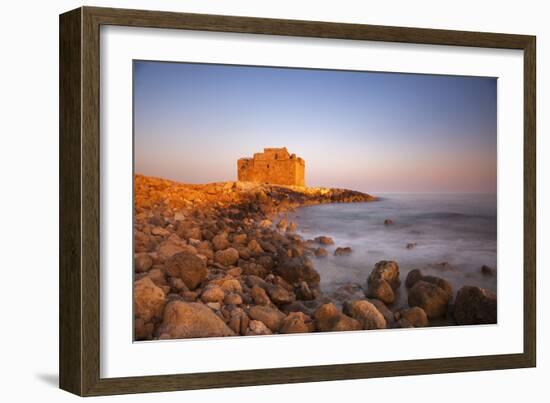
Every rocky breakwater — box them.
[133,174,375,340]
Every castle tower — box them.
[237,147,305,187]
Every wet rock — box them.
[259,219,272,228]
[395,318,413,328]
[454,286,497,325]
[135,317,154,340]
[384,219,394,225]
[248,305,286,332]
[421,275,453,298]
[200,285,225,303]
[406,242,417,249]
[314,236,334,245]
[159,301,235,339]
[408,280,450,319]
[314,303,362,332]
[276,218,289,231]
[287,222,298,232]
[134,277,166,323]
[214,247,240,266]
[343,300,386,330]
[135,253,153,273]
[398,307,428,327]
[164,251,207,290]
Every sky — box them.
[134,61,497,193]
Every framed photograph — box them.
[59,6,536,396]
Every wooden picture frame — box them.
[59,6,536,396]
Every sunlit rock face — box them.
[237,147,305,187]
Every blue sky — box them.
[134,61,497,193]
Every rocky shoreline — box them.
[134,174,497,340]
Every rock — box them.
[174,211,186,221]
[398,307,428,327]
[232,233,248,245]
[314,303,362,332]
[366,278,395,305]
[267,285,294,305]
[247,239,264,256]
[384,219,394,225]
[366,260,401,304]
[220,278,242,293]
[314,247,328,258]
[206,302,221,310]
[259,219,272,228]
[224,293,243,305]
[247,320,273,335]
[164,251,207,290]
[367,298,395,324]
[226,267,243,277]
[251,285,271,306]
[405,269,424,288]
[406,242,417,249]
[274,255,320,287]
[135,317,154,340]
[295,281,317,301]
[159,301,235,339]
[134,277,166,323]
[152,226,170,236]
[287,222,298,232]
[421,275,453,298]
[135,253,153,273]
[343,300,386,330]
[314,236,334,245]
[481,265,496,276]
[201,286,225,303]
[395,318,414,328]
[280,312,312,334]
[276,218,289,231]
[212,233,230,251]
[454,286,497,325]
[228,307,249,335]
[248,305,286,332]
[334,247,352,256]
[408,280,450,319]
[157,241,185,261]
[214,247,240,266]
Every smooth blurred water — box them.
[289,193,497,309]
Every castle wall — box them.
[237,148,305,187]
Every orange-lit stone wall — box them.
[237,147,305,187]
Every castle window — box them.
[267,164,270,168]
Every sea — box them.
[288,193,497,309]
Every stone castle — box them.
[237,147,305,187]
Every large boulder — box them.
[408,280,450,319]
[211,233,230,251]
[164,251,207,290]
[267,285,294,306]
[405,270,453,298]
[314,236,334,245]
[200,285,225,303]
[405,269,424,288]
[159,301,235,339]
[214,247,240,266]
[454,286,497,325]
[134,277,166,323]
[343,300,386,330]
[366,260,401,304]
[314,303,362,332]
[274,255,320,287]
[248,305,286,332]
